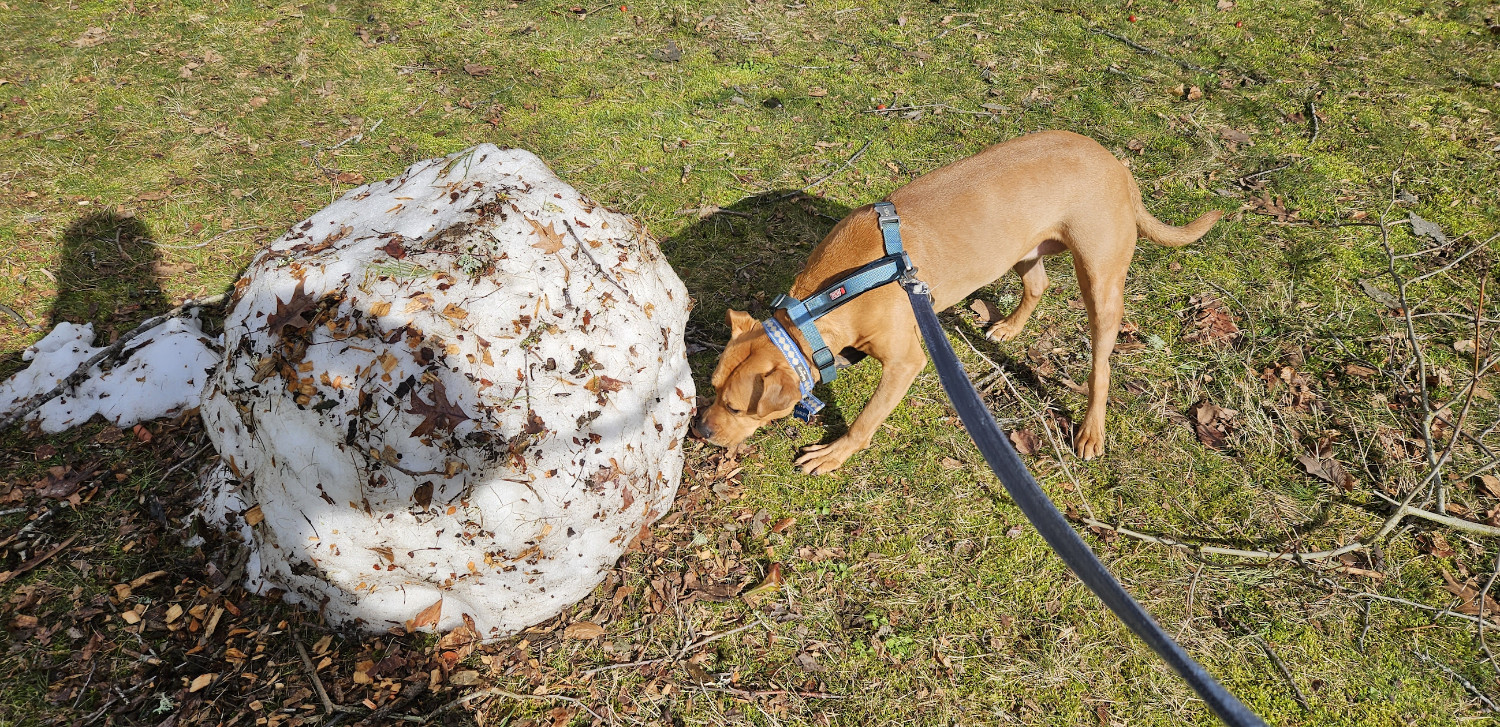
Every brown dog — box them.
[692,131,1220,474]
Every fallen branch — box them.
[1413,648,1500,713]
[582,620,764,677]
[0,534,79,584]
[779,140,872,200]
[1077,516,1364,564]
[1253,635,1310,711]
[0,293,226,435]
[1370,491,1500,538]
[1087,27,1211,74]
[294,639,340,716]
[421,687,605,725]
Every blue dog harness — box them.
[765,201,914,421]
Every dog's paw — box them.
[985,320,1023,342]
[1073,426,1106,460]
[795,440,857,475]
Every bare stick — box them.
[1078,516,1365,563]
[582,620,764,677]
[0,293,226,434]
[1253,635,1309,711]
[1354,592,1498,632]
[421,687,606,725]
[1436,275,1487,513]
[1412,648,1500,713]
[294,639,338,716]
[1407,232,1499,286]
[1478,550,1500,678]
[1370,491,1500,537]
[1087,27,1212,73]
[779,140,872,200]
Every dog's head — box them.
[691,309,802,447]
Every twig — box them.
[1087,27,1211,73]
[954,329,1098,520]
[0,293,227,434]
[1078,516,1365,563]
[294,639,338,716]
[1478,549,1500,679]
[151,226,265,250]
[779,140,872,200]
[1306,101,1320,144]
[0,533,79,584]
[1436,275,1487,514]
[421,687,606,725]
[1407,232,1500,286]
[1354,592,1498,632]
[359,682,426,726]
[1253,635,1309,711]
[684,684,847,700]
[0,302,39,331]
[1370,491,1500,537]
[582,620,764,676]
[1413,648,1500,713]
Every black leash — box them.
[899,275,1268,727]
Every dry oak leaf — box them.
[406,598,442,631]
[266,280,321,335]
[1188,399,1237,450]
[969,298,1003,326]
[69,27,108,47]
[407,380,470,437]
[563,621,606,640]
[528,218,565,253]
[1442,569,1500,621]
[1182,293,1242,346]
[463,63,493,77]
[1009,429,1040,455]
[1296,454,1354,491]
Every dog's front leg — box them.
[795,337,926,475]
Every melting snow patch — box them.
[0,316,221,432]
[198,145,695,639]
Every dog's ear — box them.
[756,368,800,417]
[726,309,756,338]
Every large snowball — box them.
[199,145,694,639]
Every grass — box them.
[1,0,1499,725]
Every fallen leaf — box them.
[1442,569,1500,620]
[1181,293,1241,346]
[528,218,564,253]
[449,670,482,686]
[189,673,215,692]
[1188,399,1237,450]
[563,621,605,640]
[1009,429,1040,455]
[406,599,442,631]
[463,63,493,76]
[1297,454,1355,491]
[1479,474,1500,499]
[970,298,1003,326]
[650,40,682,62]
[1408,212,1449,246]
[808,87,828,97]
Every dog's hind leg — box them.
[1071,240,1132,460]
[986,256,1049,342]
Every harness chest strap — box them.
[763,202,912,420]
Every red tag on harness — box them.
[829,286,847,300]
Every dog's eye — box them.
[725,404,743,415]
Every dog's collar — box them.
[762,317,824,422]
[761,201,915,421]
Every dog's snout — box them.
[690,417,714,441]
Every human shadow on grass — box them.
[659,190,859,446]
[1,212,170,381]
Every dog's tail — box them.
[1129,174,1222,247]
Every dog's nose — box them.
[690,418,713,441]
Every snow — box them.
[0,316,220,432]
[198,145,695,639]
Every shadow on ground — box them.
[0,212,170,378]
[659,190,856,433]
